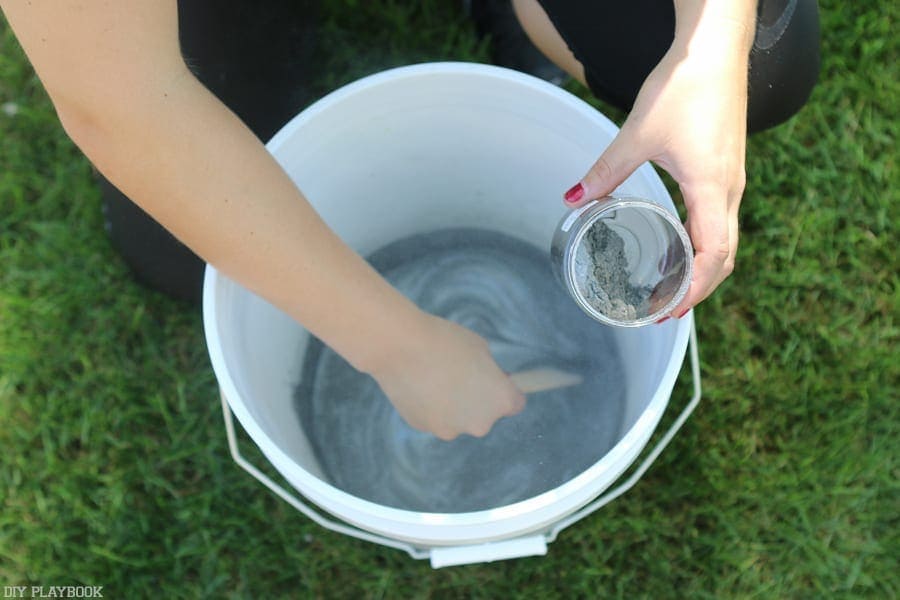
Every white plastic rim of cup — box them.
[551,197,694,327]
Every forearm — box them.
[0,0,426,376]
[58,73,422,375]
[671,0,757,59]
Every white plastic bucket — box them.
[203,63,700,567]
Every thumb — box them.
[563,133,644,207]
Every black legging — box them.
[100,0,318,302]
[536,0,820,133]
[100,0,820,302]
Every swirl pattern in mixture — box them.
[295,228,627,513]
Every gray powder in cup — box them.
[574,220,652,321]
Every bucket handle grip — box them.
[220,320,700,565]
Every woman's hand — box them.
[367,313,526,441]
[563,4,756,318]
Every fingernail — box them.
[564,182,585,204]
[677,309,690,319]
[655,316,670,324]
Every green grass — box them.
[1,1,897,598]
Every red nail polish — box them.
[564,182,585,204]
[656,316,670,324]
[677,309,690,319]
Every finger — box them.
[506,386,527,417]
[467,375,526,438]
[497,373,527,418]
[419,419,458,442]
[434,430,460,442]
[669,185,736,317]
[563,132,644,208]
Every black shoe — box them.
[466,0,567,85]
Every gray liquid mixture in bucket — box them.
[294,228,627,513]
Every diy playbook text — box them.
[3,588,103,598]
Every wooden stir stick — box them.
[508,367,584,395]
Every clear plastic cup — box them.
[550,196,693,327]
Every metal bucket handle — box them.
[220,320,701,566]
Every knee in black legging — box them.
[747,0,821,133]
[534,0,821,134]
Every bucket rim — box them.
[205,265,691,541]
[203,61,692,543]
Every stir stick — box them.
[508,367,584,395]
